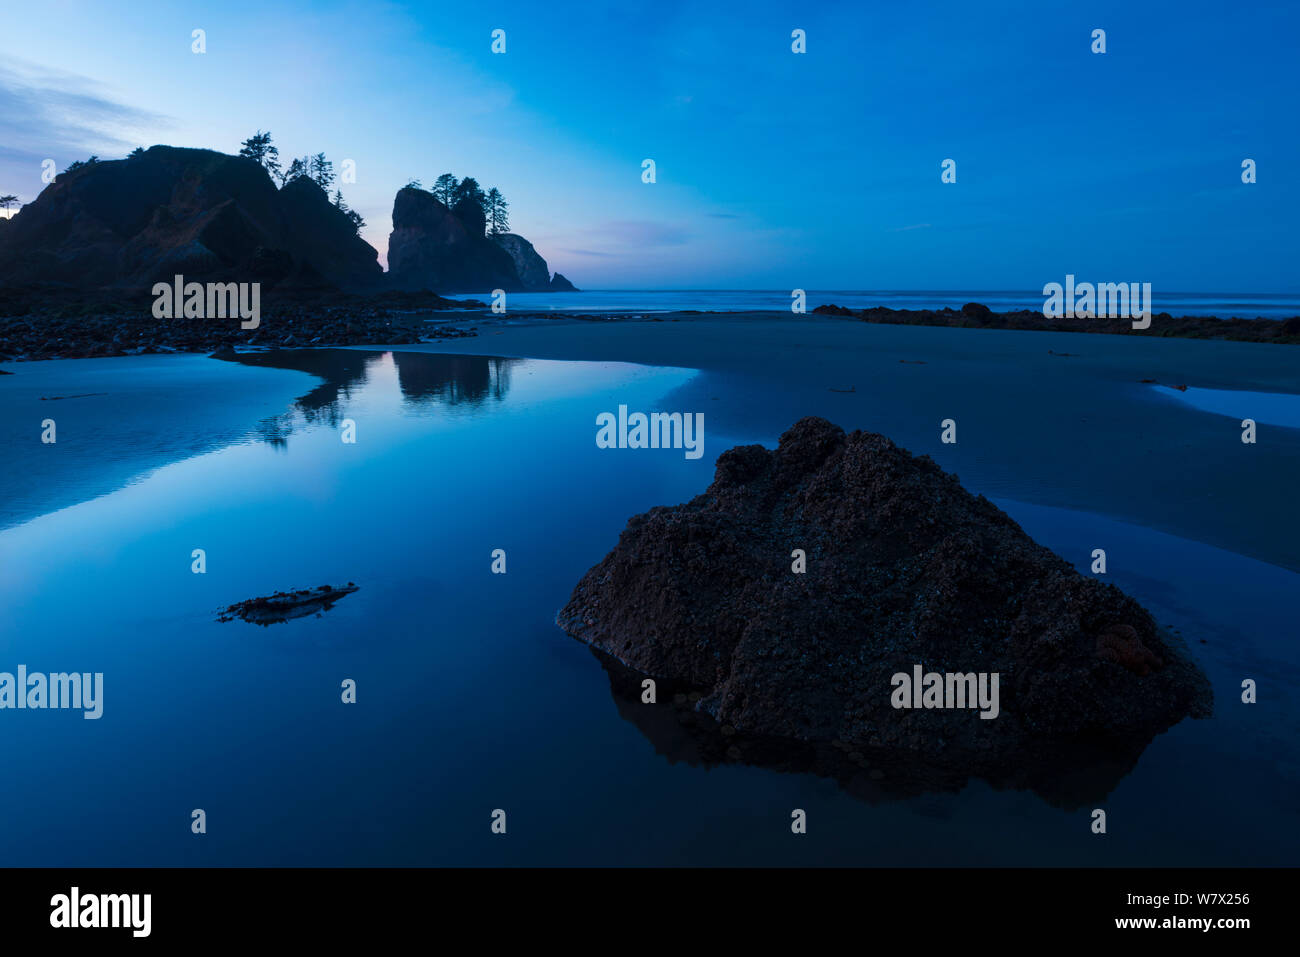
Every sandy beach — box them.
[0,354,318,528]
[2,313,1296,869]
[7,310,1296,569]
[355,312,1300,573]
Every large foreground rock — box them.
[558,417,1212,801]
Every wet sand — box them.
[5,310,1296,570]
[367,312,1300,572]
[0,320,1294,865]
[0,354,317,529]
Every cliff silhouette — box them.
[0,145,576,297]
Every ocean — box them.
[485,289,1300,319]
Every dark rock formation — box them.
[388,188,577,293]
[273,176,381,290]
[0,146,382,292]
[549,272,578,292]
[218,583,358,625]
[451,195,487,238]
[386,187,521,293]
[810,302,1300,343]
[0,147,576,300]
[490,232,551,290]
[0,283,482,361]
[558,417,1212,801]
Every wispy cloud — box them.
[592,220,690,247]
[0,58,171,168]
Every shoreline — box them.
[2,299,1299,365]
[0,354,321,530]
[346,318,1300,573]
[4,317,1299,573]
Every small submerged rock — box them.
[558,417,1213,803]
[218,583,358,625]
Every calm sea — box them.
[488,289,1300,319]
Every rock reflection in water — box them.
[591,647,1150,810]
[234,348,517,444]
[392,352,512,407]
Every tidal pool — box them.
[0,349,1294,865]
[1151,383,1300,429]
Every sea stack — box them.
[558,417,1212,802]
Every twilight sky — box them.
[0,0,1296,290]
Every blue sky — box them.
[1,0,1296,290]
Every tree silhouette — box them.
[485,187,509,235]
[332,190,364,234]
[0,194,17,219]
[238,131,282,183]
[284,157,308,183]
[309,153,334,191]
[61,156,100,175]
[128,147,146,158]
[433,173,459,206]
[453,176,485,212]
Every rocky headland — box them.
[0,146,382,292]
[0,143,581,361]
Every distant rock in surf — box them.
[490,233,551,290]
[557,417,1212,802]
[386,187,522,293]
[218,583,359,625]
[386,187,578,294]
